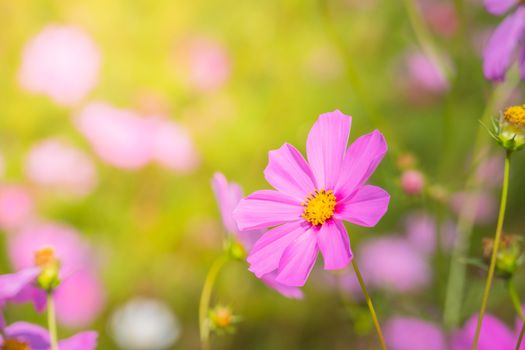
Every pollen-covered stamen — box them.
[503,105,525,128]
[3,339,30,350]
[34,246,57,268]
[302,189,337,226]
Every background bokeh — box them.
[1,0,525,349]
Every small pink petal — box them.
[58,331,98,350]
[484,0,518,15]
[233,190,303,231]
[264,143,316,201]
[336,185,390,227]
[211,172,243,233]
[306,110,351,190]
[260,273,304,299]
[276,229,319,287]
[335,130,387,200]
[247,221,307,278]
[317,220,352,270]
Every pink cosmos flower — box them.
[212,173,303,299]
[9,223,105,327]
[18,24,100,106]
[25,138,97,197]
[147,117,199,173]
[406,52,449,94]
[234,111,390,287]
[0,266,47,312]
[384,317,447,350]
[0,321,97,350]
[75,102,153,170]
[0,185,35,232]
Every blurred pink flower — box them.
[212,172,303,299]
[8,223,105,327]
[384,317,447,350]
[450,191,497,225]
[0,266,46,312]
[234,111,390,287]
[0,185,34,232]
[476,154,504,188]
[177,37,231,92]
[358,237,431,293]
[421,0,459,38]
[451,312,523,350]
[75,102,153,170]
[25,138,97,197]
[18,24,100,106]
[406,52,449,93]
[401,169,425,196]
[147,117,199,173]
[405,211,436,255]
[54,269,106,328]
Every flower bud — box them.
[401,170,425,196]
[482,234,522,279]
[491,105,525,152]
[208,305,239,335]
[34,247,61,292]
[223,237,246,261]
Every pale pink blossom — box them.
[0,185,34,232]
[18,24,100,106]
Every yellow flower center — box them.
[2,339,30,350]
[34,247,57,268]
[214,307,233,328]
[302,189,337,226]
[503,105,525,127]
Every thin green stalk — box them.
[507,279,525,321]
[517,321,525,350]
[471,151,511,350]
[402,0,452,81]
[47,293,59,350]
[352,259,388,350]
[199,255,229,350]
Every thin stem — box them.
[199,255,229,350]
[352,259,388,350]
[507,279,525,321]
[471,151,511,350]
[47,293,59,350]
[517,321,525,350]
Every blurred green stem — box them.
[507,279,525,321]
[199,254,229,350]
[471,151,511,350]
[47,293,59,350]
[443,82,512,329]
[517,321,525,350]
[402,0,452,81]
[352,259,388,350]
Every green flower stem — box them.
[517,321,525,350]
[352,259,388,350]
[507,279,525,321]
[199,254,229,350]
[47,293,59,350]
[471,151,511,350]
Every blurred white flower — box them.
[109,297,181,350]
[25,138,97,197]
[18,24,101,106]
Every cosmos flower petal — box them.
[211,172,243,233]
[317,220,352,270]
[483,7,525,82]
[484,0,518,16]
[451,314,515,350]
[275,229,319,287]
[248,221,307,277]
[335,130,387,200]
[4,322,50,348]
[260,273,304,299]
[0,267,40,300]
[264,143,316,200]
[335,185,390,227]
[306,110,351,189]
[233,190,303,231]
[58,331,98,350]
